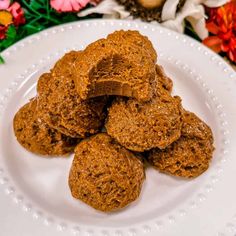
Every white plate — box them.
[0,19,236,236]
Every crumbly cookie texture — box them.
[155,64,173,93]
[106,86,183,152]
[68,133,145,212]
[73,30,157,102]
[148,111,215,178]
[13,99,78,156]
[12,29,215,214]
[37,51,108,138]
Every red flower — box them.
[8,2,25,26]
[0,1,25,40]
[203,1,236,63]
[0,25,8,40]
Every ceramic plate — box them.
[0,20,236,236]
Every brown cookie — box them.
[73,30,157,102]
[155,64,173,93]
[13,99,78,156]
[148,111,214,178]
[106,30,157,62]
[68,133,145,212]
[37,51,108,138]
[105,86,183,152]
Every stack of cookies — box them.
[13,30,214,212]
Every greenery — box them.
[3,1,230,66]
[0,55,4,64]
[0,0,97,63]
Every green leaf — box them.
[0,55,5,64]
[61,13,78,22]
[6,25,17,38]
[29,0,45,10]
[0,25,17,49]
[0,0,96,52]
[24,24,45,35]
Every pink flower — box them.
[50,0,91,12]
[0,0,10,10]
[8,2,25,26]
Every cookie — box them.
[155,64,173,93]
[13,99,78,156]
[73,30,157,102]
[105,87,183,152]
[37,51,108,138]
[148,111,214,178]
[106,30,157,62]
[68,133,145,212]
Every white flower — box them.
[78,0,131,19]
[78,0,228,39]
[161,0,229,39]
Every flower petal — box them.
[50,0,64,12]
[203,36,222,53]
[161,18,185,33]
[7,2,25,26]
[0,24,8,40]
[161,0,180,21]
[185,4,208,39]
[187,16,208,39]
[60,1,74,11]
[0,0,10,10]
[78,0,130,18]
[206,21,220,34]
[204,0,229,8]
[162,0,208,38]
[50,0,89,12]
[228,50,236,63]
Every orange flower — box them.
[203,1,236,63]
